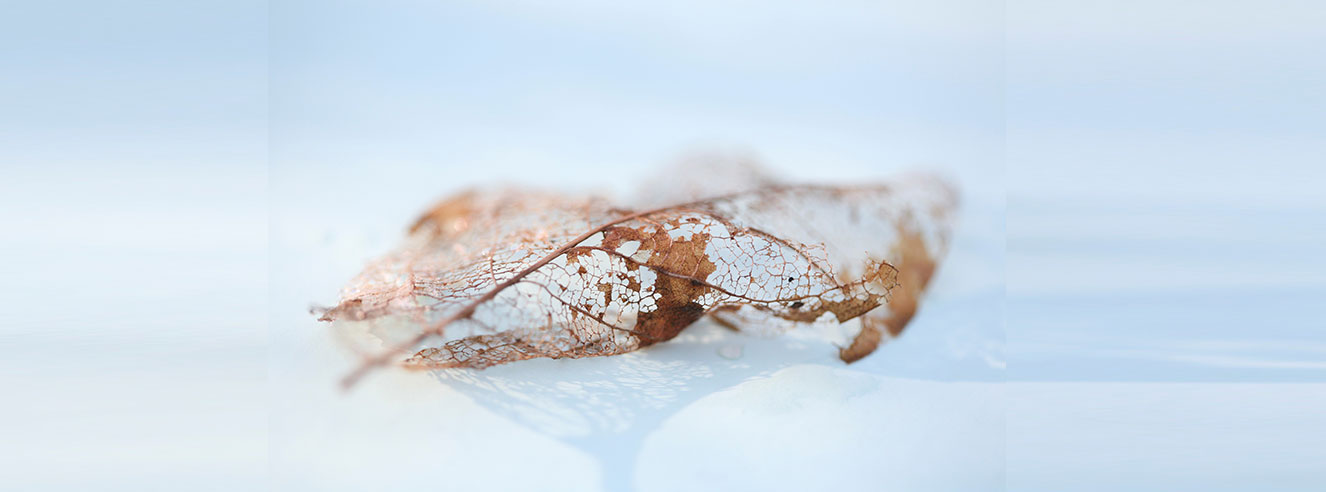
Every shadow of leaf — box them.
[428,320,845,490]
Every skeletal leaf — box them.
[321,161,956,388]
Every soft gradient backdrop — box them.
[3,1,1322,490]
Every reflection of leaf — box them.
[322,160,957,388]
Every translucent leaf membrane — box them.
[322,189,619,324]
[322,163,957,387]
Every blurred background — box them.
[1006,2,1325,489]
[3,0,1323,490]
[1,1,268,490]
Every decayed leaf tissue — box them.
[320,158,957,388]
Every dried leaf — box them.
[321,160,956,388]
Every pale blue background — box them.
[2,1,268,490]
[2,1,1323,490]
